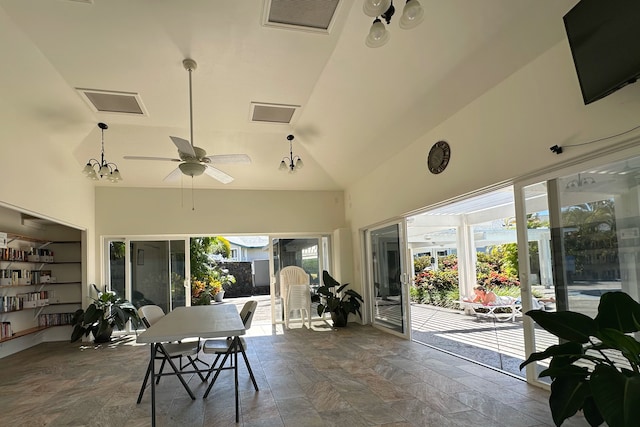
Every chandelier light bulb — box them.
[366,19,390,48]
[363,0,392,17]
[399,0,424,29]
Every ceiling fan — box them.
[124,58,250,184]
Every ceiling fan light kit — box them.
[279,134,303,173]
[363,0,424,48]
[122,58,251,184]
[178,162,206,177]
[82,122,122,182]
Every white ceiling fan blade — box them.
[170,136,196,157]
[163,167,183,182]
[205,154,252,164]
[204,165,234,184]
[123,156,181,162]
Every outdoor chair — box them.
[136,304,205,404]
[279,266,311,328]
[202,300,259,398]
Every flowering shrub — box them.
[412,255,459,307]
[476,251,520,288]
[411,248,520,307]
[191,278,223,305]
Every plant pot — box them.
[92,324,113,343]
[214,291,225,302]
[330,311,348,327]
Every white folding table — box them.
[136,304,246,426]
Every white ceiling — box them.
[0,0,578,191]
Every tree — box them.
[190,236,231,280]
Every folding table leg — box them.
[150,343,156,427]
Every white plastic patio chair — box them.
[279,266,311,328]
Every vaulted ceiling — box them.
[0,0,578,191]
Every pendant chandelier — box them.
[82,122,122,182]
[364,0,424,48]
[279,134,303,173]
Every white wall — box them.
[346,39,640,292]
[96,187,345,235]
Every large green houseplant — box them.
[71,285,141,343]
[520,291,640,427]
[313,270,364,327]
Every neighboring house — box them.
[214,236,269,263]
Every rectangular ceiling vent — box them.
[250,102,300,124]
[76,88,148,116]
[66,0,94,4]
[262,0,341,33]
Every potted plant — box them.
[71,284,141,343]
[520,291,640,427]
[191,277,227,305]
[312,270,364,327]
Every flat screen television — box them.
[563,0,640,105]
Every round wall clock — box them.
[427,140,451,174]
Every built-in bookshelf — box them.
[0,234,81,343]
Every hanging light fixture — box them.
[364,0,424,48]
[279,134,303,173]
[82,122,122,182]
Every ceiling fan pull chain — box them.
[192,177,195,211]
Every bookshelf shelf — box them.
[0,324,71,344]
[0,325,49,343]
[1,236,81,344]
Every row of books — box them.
[38,312,74,327]
[0,269,52,285]
[0,291,51,312]
[0,247,54,262]
[1,322,11,339]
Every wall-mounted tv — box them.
[563,0,640,105]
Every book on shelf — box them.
[1,321,12,339]
[1,291,50,311]
[1,247,54,262]
[38,312,74,327]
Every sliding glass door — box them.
[130,239,188,313]
[366,221,410,338]
[105,238,188,314]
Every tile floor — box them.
[0,316,590,426]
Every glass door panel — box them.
[368,222,409,336]
[554,159,640,314]
[107,240,125,299]
[130,239,187,314]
